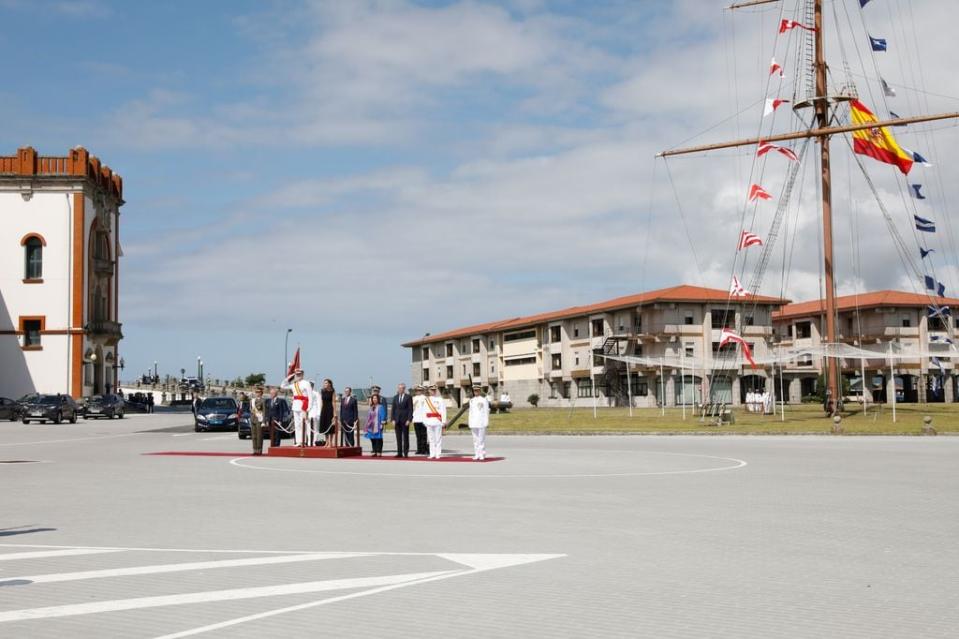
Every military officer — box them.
[468,385,490,461]
[423,384,447,460]
[250,386,266,455]
[281,369,313,447]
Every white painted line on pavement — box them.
[171,433,193,437]
[0,571,453,623]
[0,548,123,562]
[3,552,369,584]
[199,435,233,441]
[0,433,144,448]
[152,553,565,639]
[228,454,748,478]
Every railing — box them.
[93,256,114,275]
[86,319,123,338]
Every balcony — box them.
[85,319,123,344]
[742,325,773,337]
[93,256,114,276]
[662,324,704,336]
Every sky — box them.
[2,0,958,388]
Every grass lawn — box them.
[456,403,959,435]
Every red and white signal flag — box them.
[779,19,816,34]
[738,230,763,250]
[757,142,799,161]
[730,276,748,297]
[718,328,758,369]
[748,184,772,201]
[763,98,790,117]
[769,57,784,77]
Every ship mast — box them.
[660,0,959,416]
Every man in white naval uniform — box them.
[423,385,447,460]
[468,385,490,461]
[281,369,313,447]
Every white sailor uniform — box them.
[281,376,313,446]
[468,395,490,460]
[423,393,447,459]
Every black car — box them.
[84,394,125,419]
[0,397,18,421]
[21,394,79,424]
[194,397,239,432]
[237,398,292,440]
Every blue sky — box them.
[3,0,957,388]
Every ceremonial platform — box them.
[267,445,362,459]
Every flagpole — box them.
[889,342,897,423]
[779,346,785,422]
[626,360,633,417]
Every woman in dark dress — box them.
[319,378,336,447]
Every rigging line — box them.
[841,0,882,111]
[902,0,959,299]
[781,132,811,297]
[844,71,959,104]
[664,98,765,153]
[663,158,706,288]
[846,140,866,355]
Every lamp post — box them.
[284,328,293,378]
[197,356,202,381]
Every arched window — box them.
[24,236,43,280]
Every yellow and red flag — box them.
[850,99,913,174]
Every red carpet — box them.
[144,451,503,462]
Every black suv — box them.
[84,394,125,419]
[21,394,79,424]
[194,397,239,432]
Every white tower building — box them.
[0,146,124,399]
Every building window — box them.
[462,364,467,376]
[902,317,911,328]
[711,312,733,329]
[24,236,43,280]
[744,315,755,326]
[573,326,580,338]
[21,318,42,349]
[505,356,536,366]
[551,353,562,369]
[684,312,694,325]
[472,338,480,352]
[795,321,812,339]
[445,343,453,357]
[550,325,561,343]
[446,365,453,378]
[422,347,429,360]
[634,345,644,357]
[591,319,604,337]
[577,380,595,398]
[636,316,643,332]
[929,316,947,331]
[574,356,580,366]
[472,362,481,377]
[504,329,536,342]
[423,368,430,381]
[684,344,694,357]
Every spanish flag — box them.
[850,100,913,174]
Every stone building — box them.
[773,290,959,403]
[0,147,124,399]
[403,285,787,408]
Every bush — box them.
[244,373,266,386]
[527,393,540,407]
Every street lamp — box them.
[197,356,202,380]
[284,328,293,379]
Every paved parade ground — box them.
[1,413,957,638]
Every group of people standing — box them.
[244,371,490,461]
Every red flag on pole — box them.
[719,328,757,369]
[287,347,301,377]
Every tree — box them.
[527,393,540,407]
[244,373,266,387]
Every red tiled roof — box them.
[403,284,788,347]
[773,290,959,321]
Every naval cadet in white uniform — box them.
[468,384,490,461]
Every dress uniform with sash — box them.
[250,388,266,455]
[468,385,490,461]
[281,370,313,447]
[423,386,447,459]
[412,385,428,455]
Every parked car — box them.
[194,397,239,432]
[237,398,292,439]
[84,394,125,419]
[0,397,18,421]
[21,394,79,424]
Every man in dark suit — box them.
[339,387,358,447]
[391,383,413,458]
[264,388,290,448]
